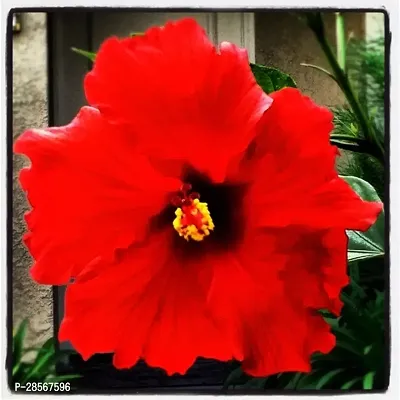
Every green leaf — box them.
[12,320,28,376]
[20,338,55,384]
[295,370,323,389]
[330,134,361,142]
[341,176,384,263]
[45,374,82,383]
[341,377,361,389]
[364,344,373,355]
[335,340,362,356]
[12,363,21,377]
[21,351,54,384]
[71,47,96,62]
[284,372,304,389]
[363,371,375,389]
[330,139,363,153]
[315,368,345,389]
[250,63,296,94]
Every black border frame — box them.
[6,7,391,395]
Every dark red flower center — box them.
[170,183,215,242]
[152,167,247,258]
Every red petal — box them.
[276,228,349,315]
[59,230,232,375]
[14,107,181,285]
[244,88,382,231]
[84,18,272,182]
[249,174,382,231]
[241,306,335,377]
[205,243,335,377]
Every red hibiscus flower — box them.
[14,18,382,377]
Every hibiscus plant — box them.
[14,14,386,391]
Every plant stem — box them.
[306,13,385,163]
[335,12,347,71]
[300,63,338,82]
[330,134,364,143]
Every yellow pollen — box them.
[173,198,215,242]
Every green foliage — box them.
[342,176,384,263]
[11,320,81,387]
[304,13,384,162]
[334,36,385,200]
[346,37,385,114]
[250,63,297,94]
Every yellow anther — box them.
[173,199,214,242]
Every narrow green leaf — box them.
[330,139,361,150]
[315,369,345,389]
[347,250,384,263]
[284,372,304,389]
[363,371,375,389]
[364,344,373,355]
[12,348,48,377]
[71,47,96,62]
[342,377,361,389]
[335,340,362,356]
[13,362,31,381]
[12,320,28,376]
[250,63,296,94]
[20,339,56,384]
[295,370,322,389]
[21,350,55,384]
[330,134,366,144]
[45,374,82,382]
[12,364,21,377]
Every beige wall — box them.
[12,11,367,346]
[12,13,53,346]
[255,12,365,106]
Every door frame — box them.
[206,12,255,62]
